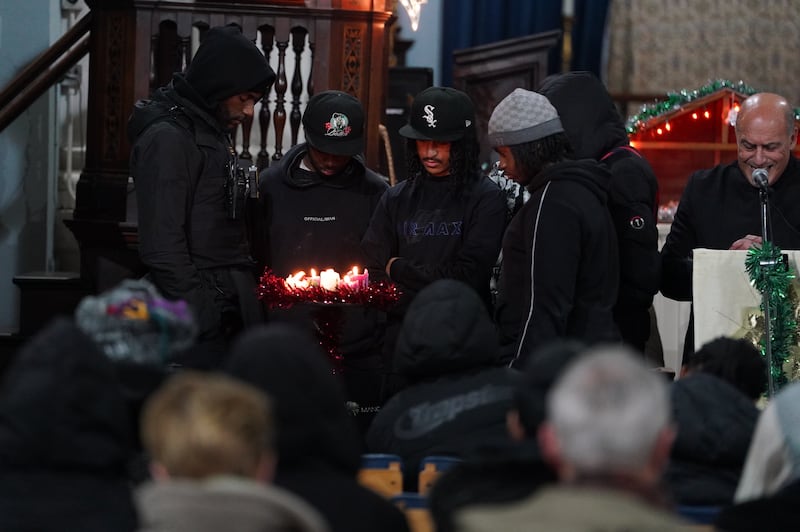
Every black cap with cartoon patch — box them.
[399,86,475,142]
[301,90,365,156]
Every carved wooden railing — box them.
[0,12,91,133]
[75,0,393,224]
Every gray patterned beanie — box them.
[488,88,564,147]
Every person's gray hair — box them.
[546,345,671,475]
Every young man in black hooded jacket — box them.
[128,25,276,369]
[490,88,620,368]
[361,87,507,380]
[538,71,660,356]
[253,90,388,426]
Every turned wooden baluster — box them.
[289,27,307,146]
[256,25,275,171]
[149,34,157,93]
[307,41,315,99]
[153,20,180,90]
[271,39,288,163]
[178,34,191,72]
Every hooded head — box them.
[537,71,629,159]
[683,336,766,400]
[225,323,361,474]
[183,25,276,113]
[0,318,132,472]
[394,279,499,380]
[513,339,587,438]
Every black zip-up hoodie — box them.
[496,159,620,367]
[255,142,388,276]
[252,142,388,357]
[538,71,660,352]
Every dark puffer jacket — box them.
[0,318,137,532]
[367,279,518,489]
[665,373,759,505]
[225,324,409,532]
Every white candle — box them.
[320,269,340,291]
[285,271,310,289]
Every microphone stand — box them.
[758,184,776,398]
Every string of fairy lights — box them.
[625,79,800,136]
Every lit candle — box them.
[319,268,340,291]
[341,273,358,290]
[309,268,320,287]
[349,266,368,290]
[285,271,310,289]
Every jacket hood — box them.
[225,324,361,474]
[127,87,175,144]
[538,71,629,160]
[394,279,500,379]
[182,25,275,114]
[670,373,759,463]
[0,318,132,473]
[274,143,368,189]
[128,81,225,145]
[136,477,328,532]
[531,158,612,204]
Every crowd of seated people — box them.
[2,274,799,532]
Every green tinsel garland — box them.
[745,242,798,390]
[625,79,800,135]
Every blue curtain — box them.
[440,0,610,86]
[571,0,612,74]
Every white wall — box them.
[0,2,60,332]
[395,0,442,86]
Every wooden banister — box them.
[0,12,91,133]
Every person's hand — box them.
[385,257,400,277]
[729,234,763,250]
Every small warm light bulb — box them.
[692,112,698,119]
[656,127,663,135]
[704,110,710,119]
[665,122,671,132]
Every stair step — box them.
[0,331,26,376]
[12,271,90,337]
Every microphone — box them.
[753,168,770,189]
